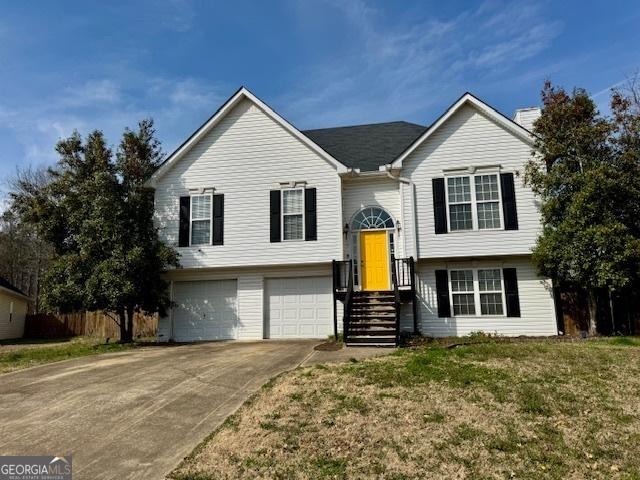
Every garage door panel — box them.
[172,280,238,342]
[266,276,332,339]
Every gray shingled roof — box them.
[302,121,427,172]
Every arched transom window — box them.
[351,207,395,230]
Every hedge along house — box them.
[148,87,556,346]
[0,276,30,340]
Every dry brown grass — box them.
[170,338,640,480]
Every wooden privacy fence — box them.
[24,311,158,339]
[555,286,640,336]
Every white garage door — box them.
[172,280,238,342]
[266,277,333,339]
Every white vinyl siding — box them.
[237,275,264,339]
[0,292,27,340]
[400,104,540,259]
[154,98,342,269]
[412,257,556,337]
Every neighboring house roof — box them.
[148,87,349,186]
[391,92,535,169]
[302,121,427,172]
[0,276,29,300]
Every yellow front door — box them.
[360,231,390,291]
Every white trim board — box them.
[148,87,348,186]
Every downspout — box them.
[384,166,418,260]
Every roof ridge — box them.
[302,120,425,133]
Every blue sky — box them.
[1,0,639,199]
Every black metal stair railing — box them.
[342,261,354,343]
[390,256,402,346]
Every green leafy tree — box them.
[12,120,179,342]
[526,81,640,334]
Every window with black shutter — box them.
[500,173,518,230]
[270,190,281,242]
[212,194,224,245]
[178,196,190,247]
[435,269,451,317]
[503,268,521,317]
[432,178,447,234]
[304,188,317,241]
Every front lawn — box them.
[170,338,640,480]
[0,337,134,374]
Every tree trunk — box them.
[125,305,135,343]
[587,289,598,336]
[608,289,616,334]
[118,308,129,343]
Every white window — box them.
[475,175,501,229]
[447,177,473,231]
[282,188,304,241]
[190,194,212,246]
[446,174,502,231]
[478,269,504,315]
[450,270,475,315]
[449,268,505,316]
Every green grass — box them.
[0,338,135,373]
[170,338,640,480]
[0,336,74,346]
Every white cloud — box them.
[0,74,226,172]
[282,0,563,127]
[161,0,196,32]
[61,79,121,107]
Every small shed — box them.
[0,276,30,340]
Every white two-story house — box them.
[149,87,557,345]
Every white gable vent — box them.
[513,107,541,131]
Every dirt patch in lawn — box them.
[170,338,640,480]
[314,341,343,351]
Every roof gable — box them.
[390,92,534,169]
[148,87,348,186]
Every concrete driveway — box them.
[0,340,317,480]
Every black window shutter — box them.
[500,173,518,230]
[304,188,317,241]
[432,178,447,234]
[503,268,521,317]
[270,190,281,242]
[435,269,451,318]
[178,196,190,247]
[212,194,224,245]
